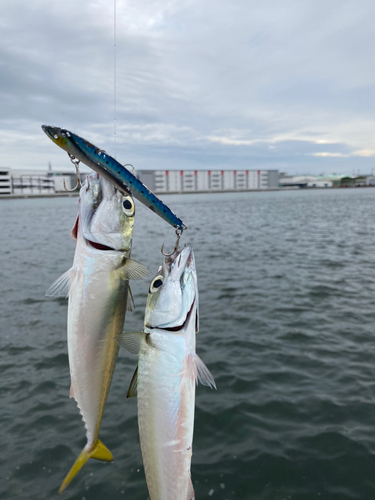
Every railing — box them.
[10,175,55,194]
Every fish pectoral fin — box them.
[46,268,75,298]
[118,258,151,281]
[127,366,138,398]
[117,332,144,355]
[58,440,113,494]
[126,285,135,311]
[194,355,217,390]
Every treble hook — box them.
[161,228,183,257]
[64,154,81,192]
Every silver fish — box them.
[119,246,216,500]
[47,173,149,493]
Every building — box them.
[307,176,333,188]
[0,168,12,194]
[10,169,55,194]
[279,175,318,188]
[136,169,279,193]
[322,175,368,188]
[0,168,89,195]
[280,174,374,189]
[1,167,279,196]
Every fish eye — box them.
[121,196,134,217]
[149,275,163,293]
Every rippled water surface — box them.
[1,188,375,500]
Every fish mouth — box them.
[150,299,195,332]
[86,239,116,251]
[165,246,194,280]
[86,238,128,252]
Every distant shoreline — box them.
[0,188,283,200]
[0,186,373,200]
[0,192,80,200]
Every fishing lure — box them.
[42,125,187,231]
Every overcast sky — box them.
[1,0,375,175]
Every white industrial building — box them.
[0,168,12,194]
[0,168,82,195]
[137,169,279,193]
[0,168,55,195]
[0,167,279,196]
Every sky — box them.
[1,0,375,175]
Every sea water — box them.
[1,188,375,499]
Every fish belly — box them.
[67,264,128,448]
[137,337,196,500]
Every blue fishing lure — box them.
[42,125,187,231]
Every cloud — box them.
[352,149,375,157]
[311,149,375,158]
[1,0,375,174]
[206,132,340,147]
[311,152,350,158]
[207,136,260,146]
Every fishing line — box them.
[114,0,117,159]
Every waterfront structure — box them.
[307,175,356,188]
[11,170,55,194]
[307,177,334,188]
[279,175,318,188]
[0,168,12,194]
[136,169,279,193]
[0,168,56,195]
[280,174,373,189]
[0,169,88,195]
[0,168,278,196]
[309,175,370,188]
[2,167,374,196]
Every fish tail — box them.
[58,440,113,494]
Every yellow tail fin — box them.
[58,440,113,494]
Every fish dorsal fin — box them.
[127,366,138,398]
[45,268,75,298]
[194,355,216,389]
[118,258,150,281]
[117,332,144,355]
[126,285,135,311]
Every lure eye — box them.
[121,196,134,217]
[150,275,163,293]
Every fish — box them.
[46,173,150,493]
[41,125,187,231]
[119,246,216,500]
